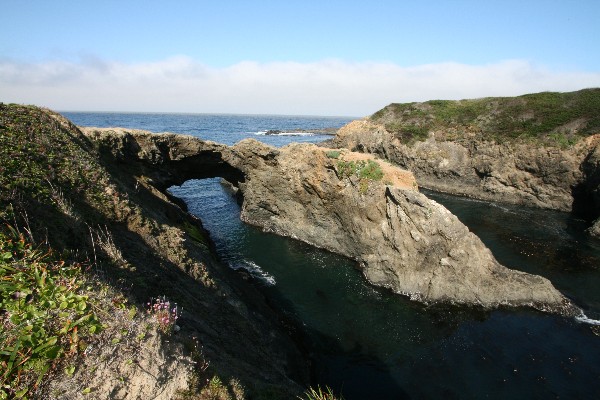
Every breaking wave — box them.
[252,130,314,137]
[575,312,600,326]
[229,259,276,286]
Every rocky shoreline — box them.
[2,102,594,398]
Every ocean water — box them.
[62,111,349,146]
[65,112,600,399]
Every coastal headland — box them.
[1,93,596,398]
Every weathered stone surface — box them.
[84,128,574,313]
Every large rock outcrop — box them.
[332,119,596,212]
[232,141,570,312]
[84,128,573,313]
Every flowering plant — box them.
[147,296,180,335]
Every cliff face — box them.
[85,128,572,313]
[332,119,593,211]
[330,89,600,234]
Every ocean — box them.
[64,112,600,399]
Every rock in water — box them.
[232,140,571,313]
[85,129,573,313]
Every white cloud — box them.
[1,56,599,116]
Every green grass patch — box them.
[370,88,600,145]
[336,159,384,194]
[325,150,341,159]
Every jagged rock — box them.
[84,128,574,313]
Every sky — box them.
[1,0,600,116]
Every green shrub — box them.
[335,159,384,194]
[0,225,102,399]
[325,150,341,159]
[358,159,384,181]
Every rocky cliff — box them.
[84,128,573,313]
[0,106,307,399]
[330,89,600,235]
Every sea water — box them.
[64,112,600,399]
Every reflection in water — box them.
[170,179,600,400]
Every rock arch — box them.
[83,128,246,191]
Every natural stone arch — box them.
[83,128,246,192]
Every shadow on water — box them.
[422,189,600,315]
[169,179,600,400]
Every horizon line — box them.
[58,109,363,119]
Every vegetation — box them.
[325,150,341,159]
[370,88,600,145]
[336,158,384,193]
[298,385,343,400]
[0,104,115,398]
[147,296,180,335]
[0,225,102,398]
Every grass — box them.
[325,150,341,159]
[298,386,343,400]
[370,88,600,145]
[0,104,113,223]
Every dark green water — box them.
[170,179,600,400]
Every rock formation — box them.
[332,119,595,212]
[84,128,574,313]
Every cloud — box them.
[1,56,600,116]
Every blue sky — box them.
[1,0,600,116]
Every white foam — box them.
[276,132,314,136]
[575,312,600,326]
[230,259,276,286]
[251,131,314,137]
